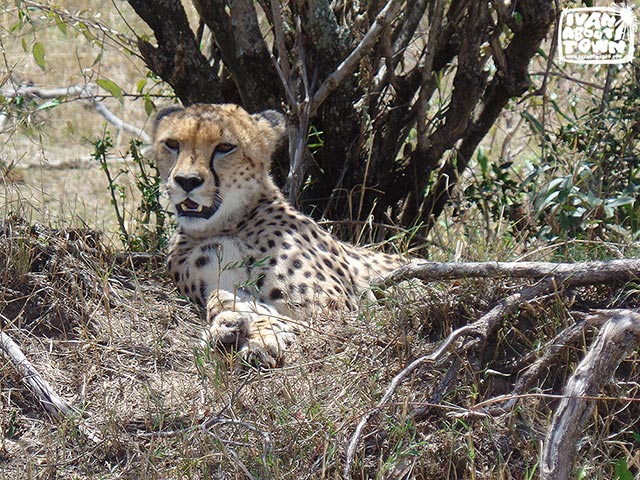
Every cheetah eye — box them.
[213,143,236,158]
[163,138,180,153]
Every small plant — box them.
[90,128,171,251]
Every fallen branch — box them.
[485,315,592,415]
[347,258,640,473]
[0,317,101,444]
[0,329,75,420]
[380,258,640,286]
[344,278,557,476]
[343,324,476,477]
[540,309,640,480]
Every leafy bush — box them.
[459,63,640,244]
[532,65,640,241]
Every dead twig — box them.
[486,315,591,415]
[138,415,272,472]
[541,309,640,480]
[345,278,557,475]
[344,324,477,477]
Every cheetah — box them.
[153,103,409,367]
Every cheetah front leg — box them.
[201,290,302,367]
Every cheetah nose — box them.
[174,174,204,192]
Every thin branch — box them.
[529,70,604,90]
[269,0,297,113]
[344,323,477,477]
[138,415,272,471]
[310,0,405,116]
[345,276,561,475]
[92,100,151,144]
[415,0,445,153]
[2,83,151,143]
[22,0,140,55]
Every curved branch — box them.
[2,83,151,143]
[541,309,640,480]
[309,0,404,116]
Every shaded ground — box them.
[1,216,639,479]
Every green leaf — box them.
[513,12,523,26]
[605,196,635,209]
[32,42,46,70]
[144,96,156,116]
[53,13,67,35]
[36,98,61,111]
[136,78,147,94]
[476,147,489,176]
[92,52,103,66]
[613,459,633,480]
[521,111,543,135]
[97,78,124,105]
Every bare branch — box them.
[379,258,640,286]
[415,0,445,152]
[92,100,151,144]
[345,277,557,476]
[270,0,296,112]
[0,330,74,420]
[344,323,478,477]
[310,0,404,116]
[0,320,102,444]
[1,83,151,143]
[541,309,640,480]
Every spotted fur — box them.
[153,104,408,366]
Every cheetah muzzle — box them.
[153,103,412,367]
[176,198,220,218]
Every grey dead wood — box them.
[0,318,102,444]
[540,309,640,480]
[0,330,74,420]
[344,260,640,475]
[380,258,640,285]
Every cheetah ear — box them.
[252,110,287,143]
[153,105,184,136]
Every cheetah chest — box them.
[167,234,251,306]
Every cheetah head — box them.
[152,104,286,235]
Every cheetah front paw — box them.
[201,311,297,368]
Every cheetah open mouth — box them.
[176,198,219,218]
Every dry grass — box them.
[1,216,639,479]
[1,2,639,479]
